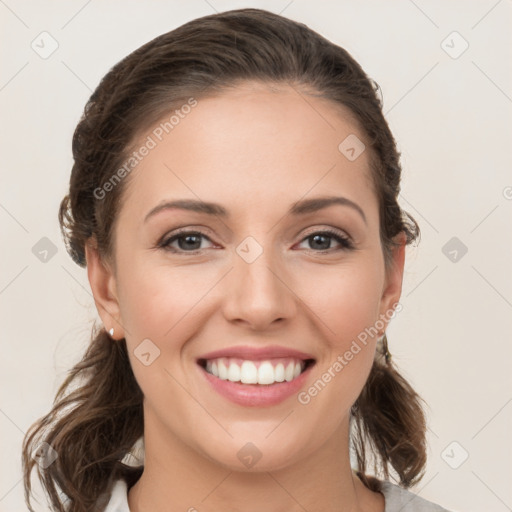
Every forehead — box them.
[119,82,377,224]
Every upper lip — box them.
[197,345,315,362]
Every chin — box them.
[196,432,309,474]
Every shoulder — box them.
[379,480,453,512]
[101,478,130,512]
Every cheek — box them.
[252,261,385,459]
[115,262,212,404]
[117,259,211,340]
[303,258,385,345]
[295,258,384,406]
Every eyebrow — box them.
[144,195,367,224]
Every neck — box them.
[128,410,384,512]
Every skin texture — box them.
[86,81,405,512]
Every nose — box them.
[222,243,297,331]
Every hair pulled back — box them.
[22,8,425,511]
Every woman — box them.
[22,8,453,512]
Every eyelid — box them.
[158,225,351,242]
[300,225,350,239]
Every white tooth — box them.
[293,362,301,378]
[211,361,219,377]
[274,363,285,382]
[240,361,258,384]
[217,359,228,380]
[206,360,212,373]
[227,362,241,382]
[258,361,276,385]
[285,362,294,382]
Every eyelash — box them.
[158,228,354,254]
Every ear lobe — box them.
[85,238,124,339]
[378,232,406,326]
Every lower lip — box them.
[198,362,314,407]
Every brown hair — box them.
[22,7,425,511]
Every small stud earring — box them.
[108,327,114,337]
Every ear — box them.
[85,238,125,339]
[378,232,406,330]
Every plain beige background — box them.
[1,1,511,511]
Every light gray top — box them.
[102,478,453,511]
[379,480,452,511]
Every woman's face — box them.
[88,81,404,472]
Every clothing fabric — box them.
[102,478,452,511]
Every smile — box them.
[199,357,314,385]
